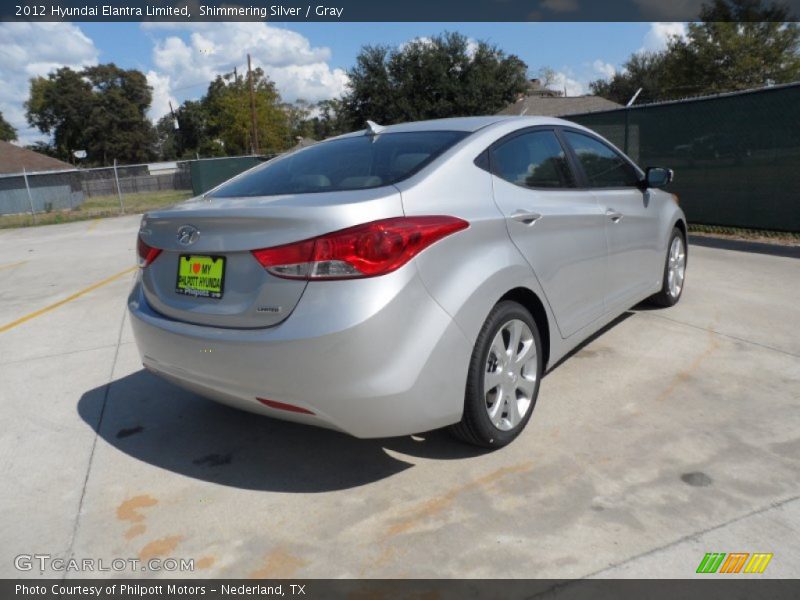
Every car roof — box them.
[330,115,575,139]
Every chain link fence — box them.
[0,155,279,228]
[568,82,800,233]
[0,160,196,228]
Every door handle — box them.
[511,210,543,225]
[606,208,623,222]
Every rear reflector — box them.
[257,397,315,415]
[251,216,469,280]
[137,236,162,268]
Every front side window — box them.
[563,131,641,188]
[210,131,468,197]
[490,130,576,189]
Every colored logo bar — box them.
[696,553,773,574]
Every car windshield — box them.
[210,130,469,197]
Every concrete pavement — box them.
[1,216,798,579]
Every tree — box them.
[283,99,316,141]
[676,0,800,95]
[536,67,561,91]
[82,64,156,164]
[203,68,290,155]
[154,100,220,160]
[590,0,800,103]
[152,70,295,160]
[175,100,216,155]
[154,113,180,161]
[590,52,674,105]
[0,111,17,141]
[25,63,156,165]
[309,98,349,139]
[25,141,59,158]
[341,32,528,127]
[26,67,93,160]
[343,45,394,127]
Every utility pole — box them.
[168,100,179,130]
[247,53,259,155]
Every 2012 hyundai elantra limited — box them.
[129,116,686,447]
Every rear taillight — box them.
[251,216,469,280]
[137,236,161,268]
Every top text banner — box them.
[4,0,800,22]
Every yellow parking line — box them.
[0,266,137,334]
[0,260,28,271]
[87,219,101,232]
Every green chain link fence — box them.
[568,83,800,233]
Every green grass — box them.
[0,190,193,229]
[689,223,800,243]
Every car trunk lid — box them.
[139,188,403,328]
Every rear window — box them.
[210,131,468,197]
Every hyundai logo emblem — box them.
[177,225,200,246]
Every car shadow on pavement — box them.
[545,311,634,374]
[77,370,488,493]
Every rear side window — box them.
[210,131,468,197]
[563,131,641,188]
[490,130,575,189]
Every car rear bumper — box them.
[127,266,471,438]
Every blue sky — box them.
[79,22,651,73]
[1,21,686,144]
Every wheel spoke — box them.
[484,369,503,392]
[513,339,536,367]
[490,331,508,363]
[516,376,536,400]
[506,395,521,426]
[487,392,505,424]
[507,321,523,361]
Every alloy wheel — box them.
[483,319,537,431]
[667,235,686,298]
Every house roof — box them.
[0,141,74,175]
[497,95,623,117]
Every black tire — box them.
[649,227,687,307]
[449,301,543,448]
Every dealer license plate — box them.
[176,255,225,299]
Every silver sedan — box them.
[129,116,686,447]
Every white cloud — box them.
[549,70,585,97]
[542,61,621,97]
[592,59,617,80]
[144,22,349,120]
[0,23,99,145]
[399,36,480,58]
[640,22,688,53]
[146,70,177,123]
[399,36,434,51]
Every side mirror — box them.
[645,167,674,189]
